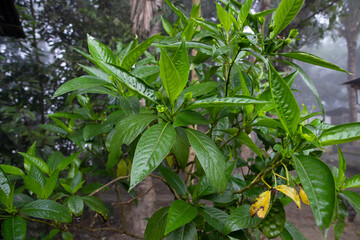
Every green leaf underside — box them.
[130,123,176,189]
[343,174,360,189]
[294,155,335,231]
[339,190,360,215]
[21,200,72,223]
[2,216,26,240]
[165,200,197,235]
[186,96,267,110]
[269,64,300,135]
[319,122,360,146]
[278,52,349,73]
[186,129,227,193]
[271,0,304,39]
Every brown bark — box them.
[346,35,358,122]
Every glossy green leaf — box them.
[174,110,208,127]
[29,166,45,188]
[216,2,232,33]
[39,124,69,135]
[200,207,229,234]
[165,200,197,235]
[281,221,306,240]
[52,76,110,98]
[82,196,109,219]
[337,146,346,188]
[334,197,347,240]
[131,65,160,80]
[164,0,188,24]
[23,176,44,198]
[270,0,304,39]
[224,205,261,234]
[186,129,227,193]
[159,166,187,196]
[44,169,59,199]
[68,195,84,217]
[97,61,157,103]
[339,190,360,215]
[160,48,182,106]
[293,155,335,231]
[343,174,360,189]
[319,122,360,146]
[161,16,174,36]
[181,82,220,97]
[2,216,26,240]
[172,40,189,86]
[18,152,49,174]
[193,176,216,199]
[238,131,263,158]
[87,34,116,64]
[130,123,176,189]
[269,64,300,136]
[13,194,33,208]
[278,52,349,74]
[121,34,159,71]
[79,64,111,82]
[0,165,24,176]
[186,96,267,110]
[0,168,11,197]
[254,118,282,129]
[171,127,189,170]
[57,152,81,171]
[239,0,254,29]
[167,222,197,240]
[107,114,157,170]
[21,200,72,223]
[144,207,169,240]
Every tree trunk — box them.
[346,35,358,123]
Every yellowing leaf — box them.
[117,160,128,177]
[250,190,271,219]
[275,185,301,210]
[299,186,309,205]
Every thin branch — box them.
[73,223,142,239]
[150,174,181,200]
[89,176,129,196]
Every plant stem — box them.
[89,176,129,196]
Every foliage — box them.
[1,0,360,239]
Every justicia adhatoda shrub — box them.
[1,0,360,239]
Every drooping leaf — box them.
[238,131,263,158]
[159,166,187,196]
[270,0,304,39]
[52,76,111,98]
[277,52,349,73]
[82,196,109,219]
[67,195,84,217]
[293,155,335,231]
[165,200,197,235]
[21,200,72,223]
[186,129,227,193]
[250,190,271,219]
[144,207,169,240]
[269,64,300,136]
[2,216,26,240]
[87,34,116,64]
[130,123,176,189]
[186,96,267,110]
[171,127,189,170]
[319,122,360,146]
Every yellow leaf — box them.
[299,186,309,205]
[250,190,271,219]
[275,185,301,210]
[165,155,174,168]
[117,160,128,177]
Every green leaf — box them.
[21,200,72,223]
[97,61,157,103]
[62,231,73,240]
[339,190,360,215]
[293,155,335,231]
[159,48,182,106]
[239,0,254,29]
[165,200,197,235]
[343,174,360,189]
[0,168,11,197]
[174,110,208,127]
[2,216,26,240]
[186,96,267,110]
[238,131,263,158]
[337,146,346,188]
[39,124,69,135]
[199,207,229,234]
[107,114,157,170]
[79,64,111,82]
[171,127,189,170]
[82,196,109,219]
[269,64,300,136]
[87,34,116,64]
[164,0,188,24]
[130,123,176,189]
[193,176,216,199]
[144,207,169,240]
[319,122,360,146]
[68,195,84,217]
[270,0,304,39]
[159,166,187,196]
[52,76,110,98]
[161,16,174,36]
[18,153,49,174]
[281,221,306,240]
[57,152,82,171]
[0,165,24,176]
[277,52,349,74]
[172,41,190,88]
[181,82,220,97]
[167,222,197,240]
[121,34,159,71]
[44,169,59,199]
[186,129,227,193]
[216,3,232,33]
[23,176,44,198]
[224,205,261,234]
